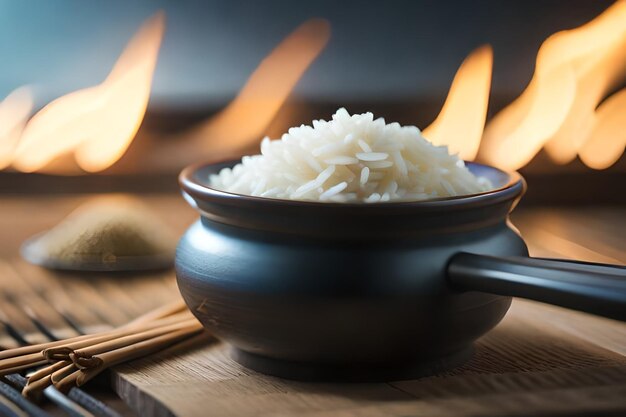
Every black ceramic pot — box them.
[176,161,626,380]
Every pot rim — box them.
[179,159,525,211]
[179,160,525,238]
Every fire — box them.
[1,3,623,175]
[478,0,626,170]
[187,19,330,154]
[578,89,626,169]
[114,18,331,173]
[0,87,33,169]
[11,13,164,173]
[423,45,492,160]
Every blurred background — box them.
[0,0,624,202]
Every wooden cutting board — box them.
[108,204,626,417]
[111,299,626,417]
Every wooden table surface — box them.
[0,194,624,417]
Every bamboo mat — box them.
[0,196,624,417]
[0,259,179,348]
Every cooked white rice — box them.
[210,108,492,202]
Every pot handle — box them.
[447,253,626,322]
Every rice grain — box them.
[210,108,492,202]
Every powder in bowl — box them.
[21,195,176,271]
[210,108,492,202]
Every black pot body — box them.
[175,162,527,379]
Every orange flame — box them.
[188,19,331,154]
[478,0,626,170]
[110,18,330,174]
[578,88,626,169]
[12,12,164,173]
[0,87,33,169]
[3,4,622,175]
[423,45,492,160]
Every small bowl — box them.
[175,161,527,380]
